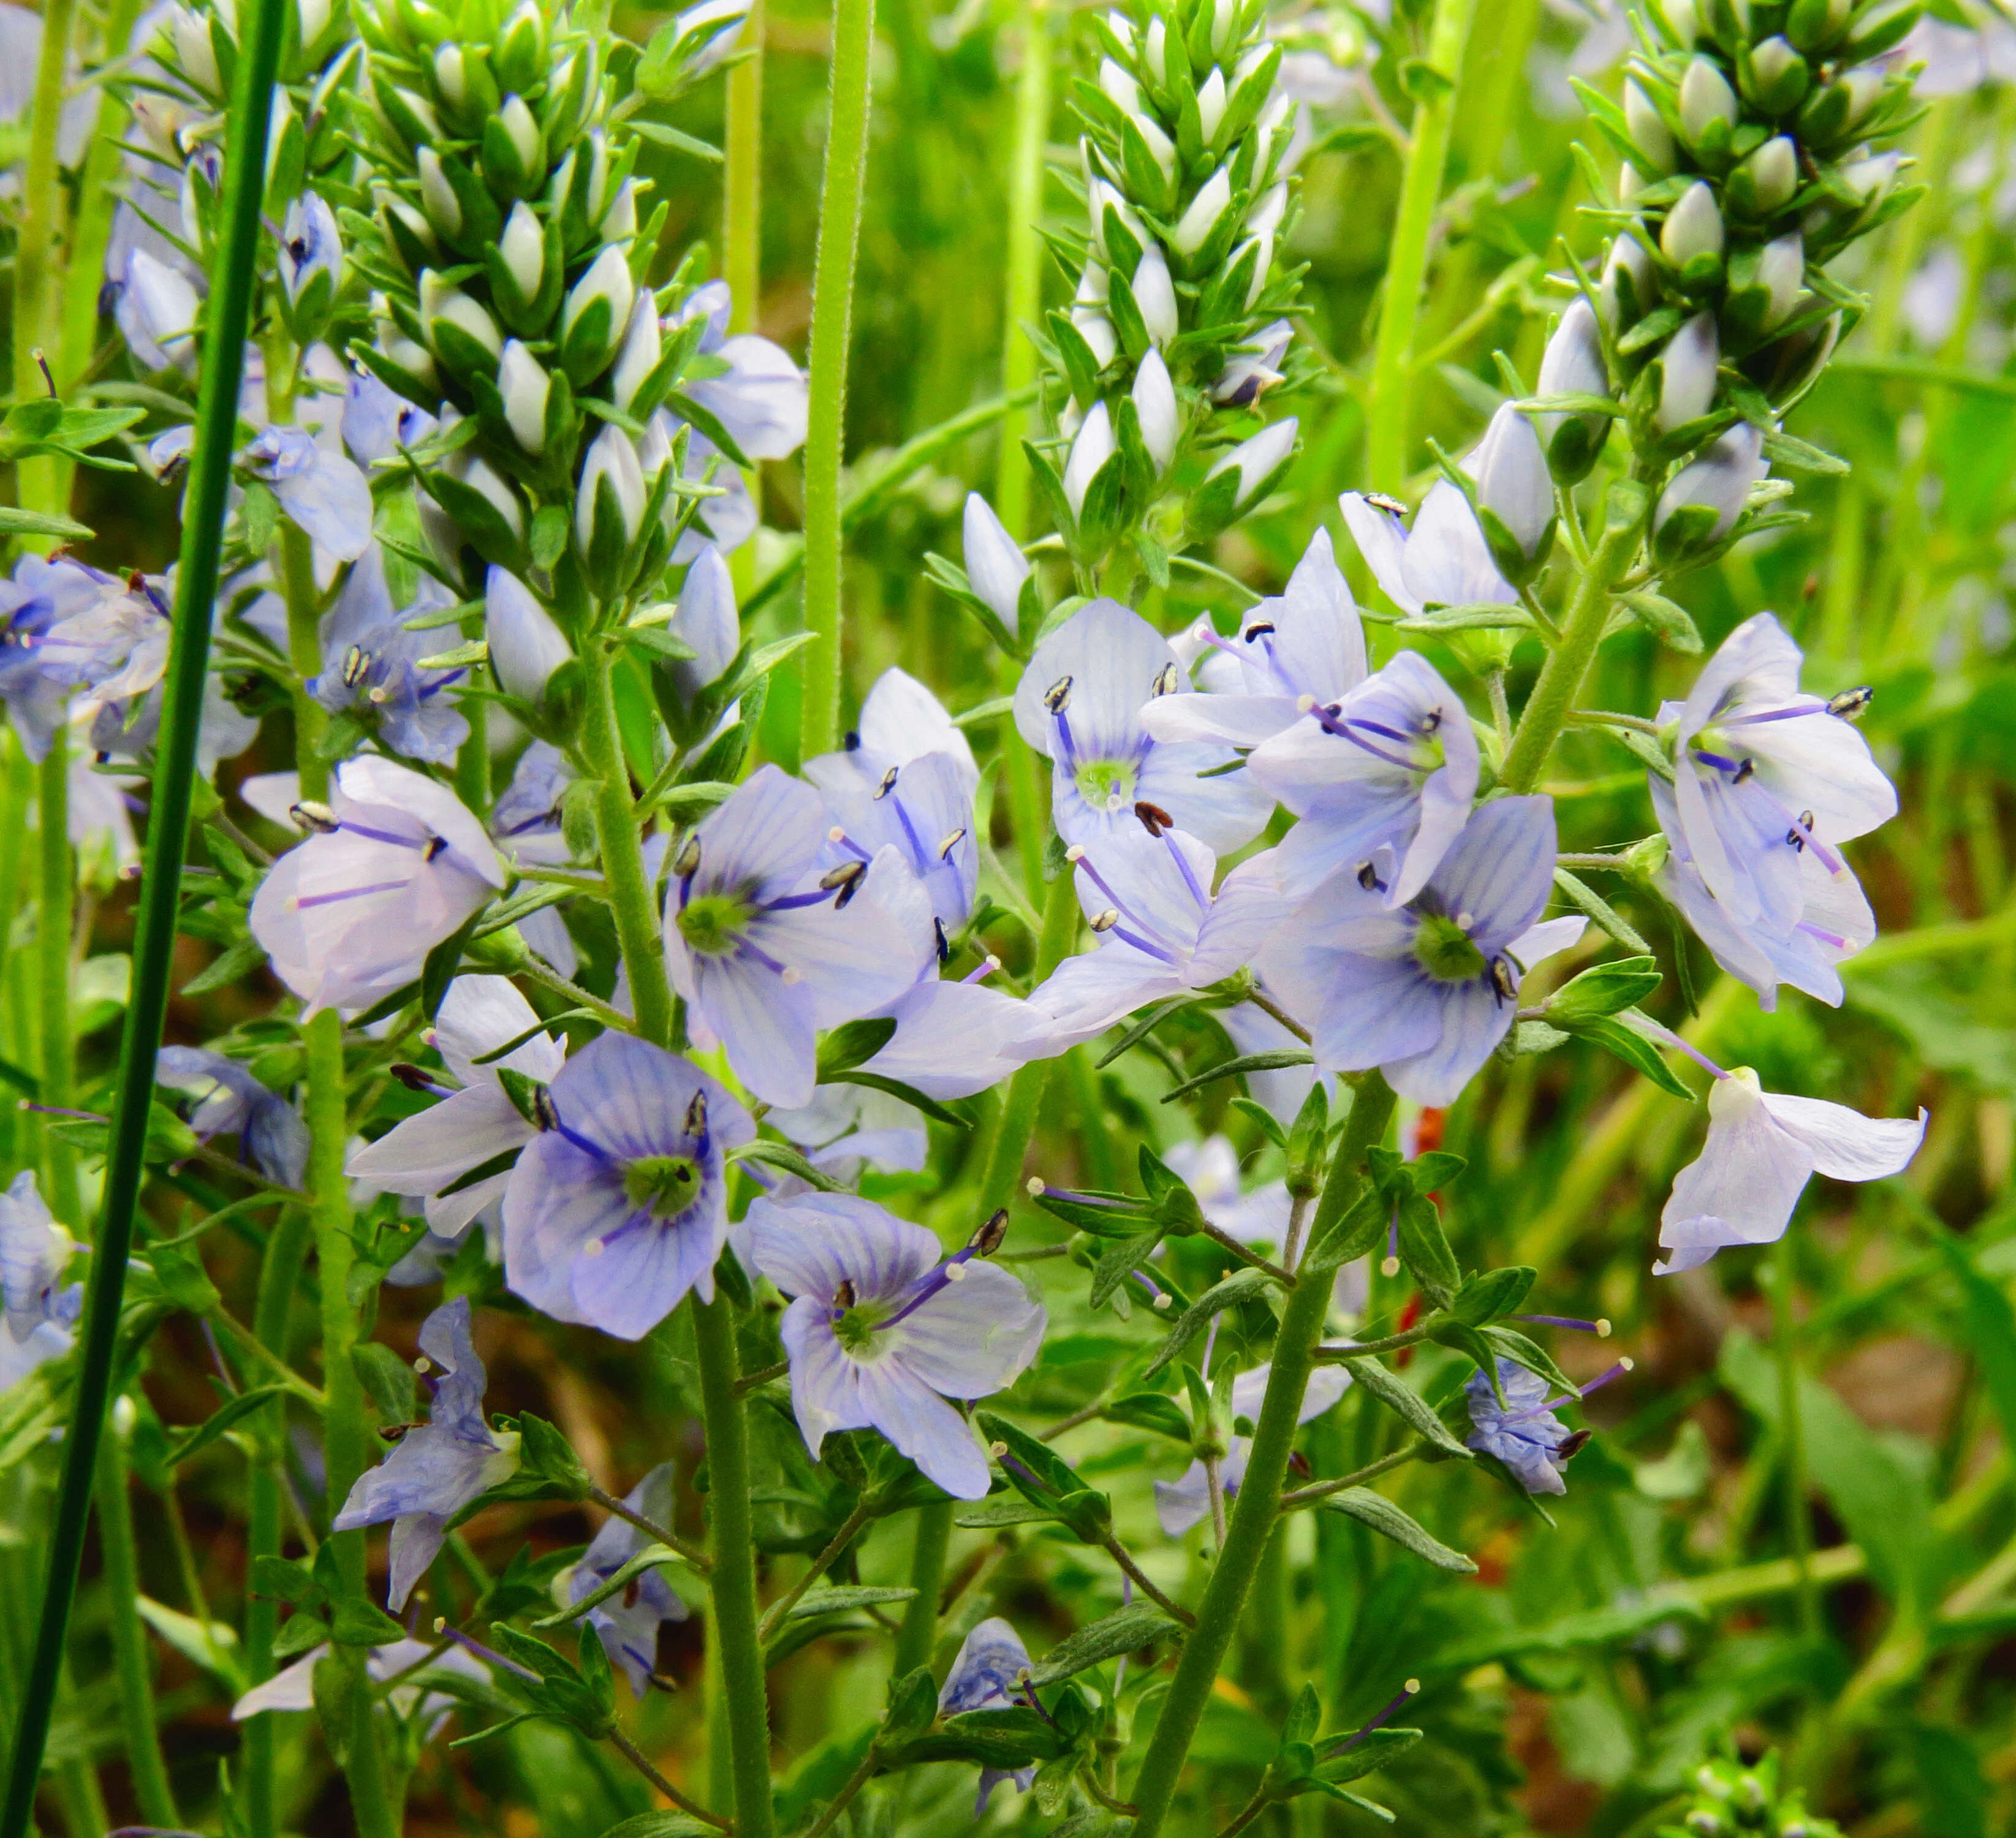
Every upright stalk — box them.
[1363,0,1476,489]
[979,866,1082,1214]
[1126,1075,1399,1837]
[0,1,290,1828]
[722,0,766,601]
[993,0,1052,543]
[798,0,879,761]
[892,1499,953,1677]
[1774,1247,1819,1640]
[11,0,80,522]
[95,1417,180,1829]
[36,737,78,1225]
[692,1294,775,1838]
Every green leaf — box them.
[1026,1602,1183,1685]
[1548,956,1662,1020]
[534,1545,690,1628]
[1449,1266,1536,1326]
[596,1815,718,1838]
[825,1070,974,1129]
[1477,1325,1582,1403]
[1101,1390,1194,1443]
[952,1499,1058,1528]
[816,1016,900,1077]
[787,1586,917,1619]
[135,1596,243,1691]
[167,1383,292,1465]
[330,1597,407,1647]
[1159,1048,1313,1103]
[727,1138,847,1192]
[351,1342,417,1427]
[1316,1489,1476,1573]
[1142,1266,1278,1380]
[1338,1358,1471,1459]
[251,1554,327,1608]
[1555,1009,1695,1099]
[0,504,94,540]
[1313,1726,1424,1785]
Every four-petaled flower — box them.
[746,1193,1045,1498]
[569,1462,690,1697]
[333,1298,523,1609]
[156,1047,310,1189]
[1465,1359,1580,1496]
[938,1616,1037,1815]
[0,1171,85,1393]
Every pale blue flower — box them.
[670,280,809,462]
[664,765,937,1108]
[570,1462,689,1697]
[0,556,148,761]
[1465,1360,1575,1496]
[156,1047,309,1188]
[1257,796,1585,1106]
[1246,649,1482,904]
[1337,482,1515,618]
[241,425,374,562]
[856,972,1031,1102]
[333,1296,523,1608]
[306,544,469,765]
[746,1193,1045,1498]
[665,543,741,704]
[343,365,439,467]
[0,1170,84,1393]
[1011,600,1273,852]
[501,1034,754,1339]
[489,741,575,869]
[1139,528,1366,749]
[939,1617,1037,1815]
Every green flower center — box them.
[676,893,749,958]
[832,1304,887,1355]
[1414,914,1487,983]
[1074,759,1137,811]
[623,1155,701,1217]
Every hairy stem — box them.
[756,1500,873,1640]
[10,0,80,522]
[96,1418,179,1828]
[799,0,879,760]
[608,1725,730,1832]
[891,1499,953,1678]
[1363,0,1477,490]
[979,866,1082,1214]
[1125,1075,1398,1837]
[993,0,1052,543]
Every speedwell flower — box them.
[939,1617,1038,1815]
[307,545,468,765]
[502,1034,754,1340]
[746,1193,1045,1498]
[156,1048,309,1189]
[569,1462,689,1697]
[1337,482,1516,618]
[0,1171,84,1393]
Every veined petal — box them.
[346,1085,531,1193]
[1758,1092,1927,1182]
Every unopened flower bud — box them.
[1210,317,1289,406]
[1471,401,1554,577]
[485,93,542,192]
[1133,244,1178,347]
[460,453,526,542]
[417,146,461,241]
[433,41,467,107]
[636,410,673,486]
[610,294,662,412]
[297,0,330,47]
[1170,167,1232,259]
[963,493,1029,637]
[1625,78,1675,172]
[1534,297,1609,482]
[1745,37,1810,116]
[1144,13,1166,83]
[420,269,502,366]
[487,566,572,703]
[1660,0,1700,45]
[169,4,221,93]
[1755,231,1804,331]
[1798,68,1882,145]
[498,200,545,303]
[1063,401,1116,516]
[1099,55,1140,116]
[1599,233,1653,334]
[1678,56,1737,149]
[1732,135,1799,217]
[1654,422,1768,556]
[577,424,646,561]
[1072,306,1118,369]
[1658,311,1719,432]
[1197,66,1227,143]
[561,244,635,382]
[1208,416,1297,513]
[1836,150,1901,211]
[1786,0,1852,53]
[1246,181,1288,241]
[600,178,639,241]
[1088,176,1148,261]
[1133,348,1179,473]
[494,0,546,91]
[1661,181,1724,270]
[497,341,550,455]
[278,191,343,319]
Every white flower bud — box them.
[1654,422,1767,543]
[1063,402,1116,516]
[1171,167,1232,258]
[499,202,545,301]
[962,493,1029,636]
[601,178,639,242]
[1662,0,1700,44]
[460,453,525,540]
[637,409,674,485]
[1247,180,1288,240]
[1232,232,1273,309]
[1104,9,1134,52]
[577,425,646,555]
[610,294,662,412]
[1208,416,1297,510]
[1739,135,1799,215]
[562,245,636,358]
[433,42,466,108]
[1534,295,1608,455]
[279,192,343,306]
[1679,56,1738,148]
[486,566,572,702]
[1132,244,1178,346]
[376,322,436,393]
[1132,349,1179,473]
[420,270,502,360]
[1625,79,1675,171]
[1100,56,1140,116]
[1598,232,1652,332]
[297,0,329,45]
[1072,307,1118,368]
[1134,111,1177,184]
[498,341,550,455]
[1755,232,1805,331]
[1838,151,1901,208]
[1471,402,1553,558]
[1210,0,1236,55]
[1145,15,1166,84]
[1088,177,1148,259]
[1658,311,1719,431]
[1661,180,1724,267]
[170,5,220,92]
[498,94,542,177]
[417,148,462,241]
[1197,67,1227,143]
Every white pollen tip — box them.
[433,1616,447,1633]
[1403,1677,1420,1695]
[988,1440,1008,1458]
[1295,694,1315,712]
[1153,1292,1173,1309]
[1106,793,1124,811]
[944,1261,967,1281]
[413,1356,432,1374]
[1381,1256,1401,1279]
[368,687,388,703]
[284,896,303,912]
[1831,865,1851,881]
[1026,1177,1046,1196]
[985,954,1002,971]
[781,967,803,986]
[1455,911,1474,929]
[1596,1318,1612,1337]
[828,825,846,842]
[1065,845,1086,862]
[584,1237,606,1257]
[1619,1355,1636,1372]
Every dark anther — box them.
[1355,861,1382,893]
[673,835,701,879]
[933,917,951,964]
[390,1063,437,1094]
[1733,758,1756,784]
[820,860,868,908]
[1287,1450,1312,1478]
[1489,957,1518,1004]
[1150,661,1180,697]
[1420,708,1441,733]
[684,1090,708,1139]
[833,1278,857,1310]
[969,1209,1010,1257]
[94,750,112,766]
[844,728,862,750]
[1788,809,1815,850]
[423,834,449,861]
[1556,1429,1593,1463]
[1242,620,1276,642]
[1365,491,1409,516]
[287,236,308,264]
[377,1422,417,1442]
[341,644,373,688]
[531,1087,559,1132]
[1827,686,1873,720]
[1043,674,1074,714]
[1090,907,1120,932]
[1134,800,1175,836]
[290,800,338,833]
[874,765,900,800]
[937,826,967,858]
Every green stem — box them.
[993,0,1052,543]
[36,737,78,1225]
[96,1416,179,1829]
[798,0,879,762]
[0,4,291,1830]
[583,642,676,1048]
[1363,0,1476,489]
[724,0,765,333]
[1125,1075,1399,1838]
[1498,509,1642,796]
[10,0,80,524]
[692,1293,775,1838]
[756,1500,873,1640]
[979,864,1082,1215]
[891,1499,953,1678]
[1774,1246,1819,1640]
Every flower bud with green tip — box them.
[1471,403,1556,584]
[1534,297,1610,483]
[1678,56,1738,157]
[1653,422,1768,563]
[576,425,646,597]
[487,565,575,703]
[1657,311,1719,435]
[560,245,635,387]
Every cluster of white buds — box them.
[1544,0,1926,561]
[1040,0,1307,569]
[344,0,738,617]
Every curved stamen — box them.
[1719,699,1830,728]
[1053,708,1078,768]
[826,825,874,863]
[335,819,431,850]
[759,888,835,913]
[960,954,1002,986]
[1795,920,1847,949]
[1325,1680,1421,1760]
[1067,849,1158,937]
[1512,1314,1612,1337]
[290,878,412,911]
[1108,923,1180,964]
[1309,703,1420,773]
[1161,829,1209,910]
